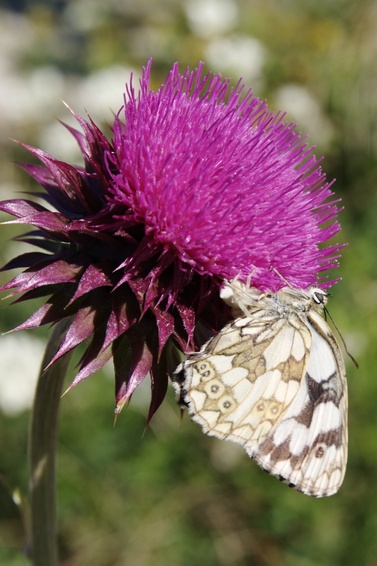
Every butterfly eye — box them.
[312,288,328,304]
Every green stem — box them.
[27,320,73,566]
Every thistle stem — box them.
[27,320,73,565]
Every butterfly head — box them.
[310,287,328,308]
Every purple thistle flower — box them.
[0,60,343,419]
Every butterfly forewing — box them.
[172,281,348,498]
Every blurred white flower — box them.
[40,65,136,161]
[275,84,334,148]
[64,0,105,32]
[0,10,35,61]
[39,119,84,163]
[0,66,65,133]
[185,0,238,37]
[0,334,45,416]
[72,65,136,122]
[205,35,266,86]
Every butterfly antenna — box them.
[324,306,359,368]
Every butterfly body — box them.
[173,280,347,498]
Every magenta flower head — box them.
[0,60,342,420]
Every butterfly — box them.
[172,279,347,497]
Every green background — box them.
[0,1,375,564]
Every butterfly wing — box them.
[254,311,347,497]
[174,311,312,456]
[174,307,347,498]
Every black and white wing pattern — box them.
[172,280,347,497]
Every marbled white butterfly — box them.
[172,279,347,497]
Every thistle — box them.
[0,60,342,421]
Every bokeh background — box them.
[0,1,376,564]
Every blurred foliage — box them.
[0,0,376,564]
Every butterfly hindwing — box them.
[172,281,348,498]
[254,317,347,496]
